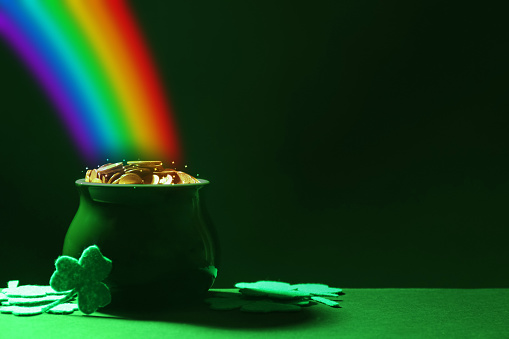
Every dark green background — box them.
[1,0,507,288]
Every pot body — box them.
[63,179,218,307]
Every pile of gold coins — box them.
[84,161,200,185]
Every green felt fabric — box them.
[2,289,508,339]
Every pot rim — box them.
[75,178,210,188]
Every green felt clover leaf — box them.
[5,295,64,306]
[291,283,343,297]
[0,305,44,316]
[50,245,112,314]
[2,284,69,298]
[47,303,79,315]
[235,281,311,299]
[235,281,293,291]
[0,282,79,316]
[231,280,343,309]
[310,296,340,307]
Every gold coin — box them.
[98,172,110,183]
[97,162,123,174]
[142,174,159,184]
[118,173,143,184]
[85,170,91,182]
[177,171,199,184]
[122,165,136,172]
[126,161,163,167]
[89,169,98,182]
[97,162,111,169]
[108,172,122,184]
[91,178,102,183]
[126,167,153,176]
[155,169,178,176]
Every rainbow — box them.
[0,0,181,164]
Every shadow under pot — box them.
[62,178,219,309]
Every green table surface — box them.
[2,289,508,339]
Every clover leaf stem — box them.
[42,289,77,313]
